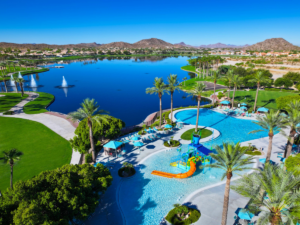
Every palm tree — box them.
[182,77,187,86]
[230,75,243,108]
[221,69,234,99]
[167,74,180,124]
[250,110,287,162]
[12,75,18,93]
[232,163,300,225]
[212,70,222,103]
[187,82,206,132]
[146,77,169,128]
[0,74,8,92]
[14,77,25,97]
[0,149,23,189]
[204,142,254,225]
[68,98,109,162]
[283,109,300,159]
[248,71,270,111]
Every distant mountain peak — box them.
[244,38,300,51]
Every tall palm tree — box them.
[212,70,222,103]
[12,75,18,93]
[187,82,206,132]
[250,110,287,162]
[146,77,169,128]
[232,163,300,225]
[68,98,109,162]
[0,74,8,92]
[221,69,234,100]
[167,74,180,124]
[0,149,23,189]
[283,109,300,158]
[14,77,25,97]
[248,71,270,111]
[230,75,243,108]
[204,142,254,225]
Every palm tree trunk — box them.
[10,164,13,189]
[221,174,232,225]
[285,129,296,158]
[159,94,162,128]
[266,132,274,162]
[170,91,174,124]
[213,81,216,104]
[231,86,236,108]
[3,80,8,92]
[88,120,96,162]
[195,96,201,132]
[20,82,24,97]
[253,83,260,111]
[14,81,18,93]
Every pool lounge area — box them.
[89,108,285,225]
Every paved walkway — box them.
[0,92,81,164]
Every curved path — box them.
[0,92,81,164]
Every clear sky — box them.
[1,0,300,46]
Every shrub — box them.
[118,162,136,177]
[276,95,300,110]
[274,78,293,89]
[85,153,93,163]
[218,92,225,99]
[164,140,180,147]
[3,111,14,115]
[285,154,300,176]
[296,83,300,92]
[165,205,201,225]
[245,151,261,155]
[265,88,297,93]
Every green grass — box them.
[181,128,213,140]
[0,93,29,112]
[181,65,197,73]
[23,92,54,114]
[229,90,299,110]
[0,67,49,81]
[0,117,72,191]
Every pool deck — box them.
[87,108,288,225]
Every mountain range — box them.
[174,42,249,48]
[243,38,300,51]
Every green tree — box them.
[232,163,300,225]
[187,82,206,132]
[204,142,254,225]
[0,73,8,92]
[276,95,300,110]
[212,70,222,103]
[230,75,243,108]
[285,153,300,176]
[167,74,180,124]
[283,72,300,83]
[249,71,270,111]
[221,69,234,99]
[0,149,23,189]
[68,99,109,162]
[0,164,112,224]
[250,110,287,162]
[70,116,125,154]
[274,78,293,90]
[146,77,169,128]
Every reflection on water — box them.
[1,57,210,126]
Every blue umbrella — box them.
[176,119,184,123]
[220,100,230,104]
[257,107,269,112]
[134,141,144,147]
[240,106,247,110]
[103,141,123,149]
[241,103,247,106]
[164,124,173,129]
[238,209,254,220]
[131,136,139,141]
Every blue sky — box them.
[1,0,300,46]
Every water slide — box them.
[151,161,196,179]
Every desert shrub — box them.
[85,153,93,163]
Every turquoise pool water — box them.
[119,109,270,225]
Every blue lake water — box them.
[2,56,210,126]
[119,109,269,225]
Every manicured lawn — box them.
[181,128,213,140]
[0,117,72,191]
[0,93,29,112]
[23,92,54,114]
[229,90,299,110]
[0,67,49,79]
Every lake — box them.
[2,56,210,126]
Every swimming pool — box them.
[118,109,270,225]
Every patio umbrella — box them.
[164,124,173,129]
[220,100,230,104]
[257,107,269,113]
[240,106,247,110]
[103,141,123,149]
[241,103,247,106]
[131,136,139,141]
[133,141,144,147]
[238,209,254,220]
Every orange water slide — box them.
[151,161,196,179]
